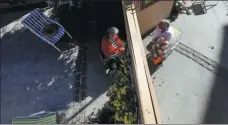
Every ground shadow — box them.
[55,2,112,102]
[0,7,83,124]
[0,1,47,14]
[202,25,228,123]
[168,1,219,23]
[68,1,128,123]
[146,54,162,75]
[84,0,127,100]
[0,1,126,123]
[0,28,78,123]
[188,1,219,15]
[55,1,126,123]
[145,43,161,75]
[94,1,126,40]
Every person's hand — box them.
[161,45,168,50]
[119,47,125,52]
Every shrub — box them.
[45,0,77,8]
[90,54,138,124]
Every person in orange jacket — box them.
[101,27,125,74]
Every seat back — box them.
[21,8,65,45]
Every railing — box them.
[121,1,161,124]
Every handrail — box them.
[121,1,161,124]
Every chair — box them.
[12,111,57,124]
[21,8,74,52]
[191,0,207,15]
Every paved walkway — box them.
[143,1,228,123]
[1,9,78,123]
[0,6,112,123]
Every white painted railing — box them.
[121,1,161,124]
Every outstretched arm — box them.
[116,37,125,53]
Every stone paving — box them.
[74,47,88,102]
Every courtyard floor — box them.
[143,1,228,123]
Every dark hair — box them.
[161,19,170,29]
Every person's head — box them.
[158,19,170,31]
[107,27,119,40]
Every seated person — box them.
[101,27,125,74]
[153,19,175,44]
[149,20,175,65]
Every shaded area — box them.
[84,0,127,99]
[1,28,78,123]
[68,1,129,123]
[0,1,127,123]
[203,25,228,123]
[87,103,115,124]
[94,1,126,40]
[0,0,47,14]
[86,55,139,124]
[53,1,127,123]
[84,0,127,100]
[1,5,87,124]
[146,55,162,75]
[56,6,87,43]
[188,1,219,15]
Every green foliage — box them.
[45,0,76,8]
[87,103,115,124]
[91,54,138,124]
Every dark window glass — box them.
[140,0,158,10]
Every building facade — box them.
[134,0,174,36]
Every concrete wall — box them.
[135,1,174,36]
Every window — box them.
[140,0,158,10]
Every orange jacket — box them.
[101,36,124,60]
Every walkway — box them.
[143,1,228,123]
[0,5,111,123]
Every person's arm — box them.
[165,33,172,43]
[116,37,125,53]
[153,26,162,39]
[101,37,110,60]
